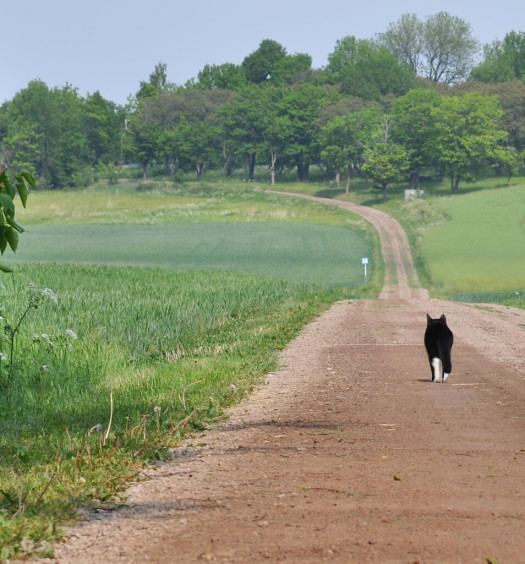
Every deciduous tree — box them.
[430,92,507,193]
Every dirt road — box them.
[54,195,525,563]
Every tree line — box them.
[1,11,525,199]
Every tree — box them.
[471,31,525,83]
[319,108,383,192]
[135,63,177,105]
[271,53,312,85]
[391,89,442,188]
[378,13,424,74]
[326,36,415,100]
[379,12,479,84]
[422,12,479,83]
[277,83,327,180]
[195,63,247,90]
[362,141,409,202]
[494,145,524,185]
[242,39,287,84]
[177,118,222,179]
[82,91,122,164]
[1,81,89,188]
[468,81,525,154]
[430,92,507,193]
[219,86,273,180]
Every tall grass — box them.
[0,262,345,558]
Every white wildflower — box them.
[39,287,58,304]
[154,406,162,415]
[0,351,6,361]
[40,333,54,346]
[41,365,49,371]
[65,329,78,340]
[67,341,73,351]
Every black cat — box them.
[424,314,453,383]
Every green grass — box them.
[417,184,525,293]
[0,182,379,559]
[12,223,369,288]
[0,263,343,559]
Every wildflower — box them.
[230,384,238,391]
[40,333,54,346]
[65,329,78,339]
[41,365,49,371]
[154,406,162,415]
[39,287,58,305]
[20,537,34,553]
[0,351,6,361]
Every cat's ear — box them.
[426,314,432,323]
[440,313,447,322]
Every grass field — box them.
[0,182,378,559]
[12,223,369,288]
[417,183,525,293]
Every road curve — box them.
[268,191,429,301]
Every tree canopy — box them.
[0,11,523,194]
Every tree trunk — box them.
[451,174,460,194]
[270,148,277,186]
[345,171,351,194]
[196,162,205,179]
[297,162,309,181]
[248,152,256,181]
[167,158,179,176]
[142,163,148,179]
[382,184,388,202]
[335,171,340,187]
[409,170,419,189]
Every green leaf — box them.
[0,262,12,272]
[21,170,36,189]
[5,215,26,233]
[0,171,10,195]
[0,234,7,254]
[5,227,18,252]
[15,175,29,208]
[0,193,15,218]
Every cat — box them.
[424,313,453,383]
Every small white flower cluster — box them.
[65,329,78,340]
[38,287,58,305]
[33,333,54,347]
[0,351,7,361]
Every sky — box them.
[3,0,525,107]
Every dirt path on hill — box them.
[53,195,525,564]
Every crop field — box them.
[12,223,368,288]
[0,182,377,559]
[417,183,525,294]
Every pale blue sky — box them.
[3,0,524,106]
